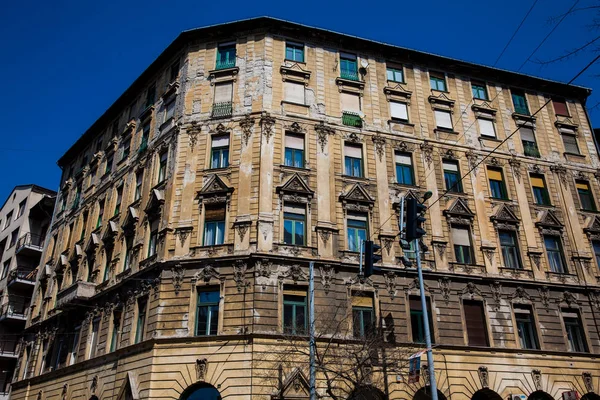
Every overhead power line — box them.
[495,0,541,66]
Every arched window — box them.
[180,383,221,400]
[528,391,554,400]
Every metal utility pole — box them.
[308,261,316,400]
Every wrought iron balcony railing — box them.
[342,111,363,128]
[340,69,359,81]
[215,59,236,70]
[212,102,233,118]
[523,141,541,158]
[16,233,44,252]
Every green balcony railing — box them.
[514,105,530,116]
[340,69,359,81]
[342,111,362,128]
[212,102,233,118]
[215,59,236,70]
[523,141,541,158]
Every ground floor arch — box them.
[582,393,600,400]
[528,391,554,400]
[413,387,448,400]
[347,385,386,400]
[180,382,222,400]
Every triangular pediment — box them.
[585,215,600,234]
[536,210,563,229]
[280,63,311,78]
[117,371,139,400]
[490,203,519,224]
[340,183,375,204]
[84,233,100,253]
[277,368,310,399]
[122,207,139,227]
[277,173,314,197]
[199,175,233,196]
[384,83,412,98]
[444,198,474,217]
[144,189,165,218]
[102,221,119,243]
[428,92,455,107]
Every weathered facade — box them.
[0,185,55,398]
[11,17,600,400]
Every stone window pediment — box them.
[277,173,314,204]
[208,66,239,85]
[339,183,375,212]
[197,174,233,205]
[161,81,179,100]
[383,83,412,103]
[336,76,365,94]
[280,63,311,85]
[102,220,119,243]
[272,368,310,400]
[555,116,579,133]
[122,120,137,137]
[84,233,101,253]
[535,209,563,234]
[428,92,455,109]
[145,189,165,220]
[122,207,139,236]
[443,198,475,225]
[471,100,497,117]
[491,203,520,230]
[584,215,600,240]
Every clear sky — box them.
[0,0,598,202]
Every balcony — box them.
[7,267,35,289]
[523,141,541,158]
[0,340,19,359]
[212,102,233,119]
[215,59,236,70]
[340,69,359,81]
[342,111,363,128]
[0,301,29,322]
[55,281,96,309]
[15,234,44,256]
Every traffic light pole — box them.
[308,261,316,400]
[414,238,438,400]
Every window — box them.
[17,200,26,218]
[114,185,123,216]
[122,135,131,160]
[409,296,434,343]
[511,90,529,115]
[88,318,100,359]
[390,101,409,122]
[283,288,307,335]
[216,42,236,69]
[134,170,144,201]
[196,290,219,336]
[530,174,551,205]
[214,81,233,104]
[284,81,305,104]
[576,181,596,211]
[544,235,566,273]
[347,212,368,252]
[553,98,569,117]
[463,300,489,346]
[443,160,462,192]
[283,204,306,246]
[395,152,414,185]
[95,138,103,153]
[562,134,580,154]
[66,223,73,249]
[2,212,10,229]
[352,295,375,338]
[80,211,88,241]
[73,184,81,209]
[9,229,18,248]
[593,240,600,270]
[471,81,488,100]
[514,305,540,350]
[499,230,522,269]
[96,200,104,228]
[140,122,150,152]
[488,167,508,199]
[344,144,363,177]
[148,226,158,258]
[519,126,540,158]
[158,151,168,183]
[434,109,453,130]
[110,310,122,352]
[477,118,496,138]
[340,52,358,81]
[452,226,472,264]
[210,135,230,169]
[169,60,180,83]
[145,83,156,108]
[69,326,81,366]
[135,297,147,344]
[124,235,133,271]
[164,98,176,123]
[284,133,305,168]
[285,42,304,62]
[111,120,119,136]
[105,154,113,175]
[562,310,588,352]
[430,72,447,91]
[203,205,226,246]
[341,91,361,113]
[103,246,113,282]
[386,66,404,83]
[2,260,10,279]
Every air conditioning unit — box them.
[510,394,526,400]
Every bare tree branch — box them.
[533,35,600,65]
[547,5,600,24]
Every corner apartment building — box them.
[0,185,55,398]
[10,17,600,400]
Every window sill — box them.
[564,152,585,158]
[392,182,419,190]
[152,181,167,191]
[533,203,555,209]
[430,88,450,95]
[284,58,306,65]
[389,119,414,126]
[205,166,230,173]
[341,175,368,182]
[387,79,406,85]
[160,117,174,131]
[490,197,511,202]
[579,208,600,214]
[479,136,501,142]
[281,100,309,108]
[434,128,456,134]
[280,164,310,172]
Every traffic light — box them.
[405,198,427,242]
[364,240,382,278]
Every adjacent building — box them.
[0,185,55,398]
[10,17,600,400]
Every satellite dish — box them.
[360,59,369,68]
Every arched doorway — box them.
[582,394,600,400]
[472,389,503,400]
[413,387,448,400]
[180,383,222,400]
[348,385,386,400]
[528,391,554,400]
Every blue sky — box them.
[0,0,597,202]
